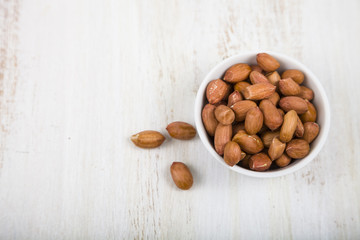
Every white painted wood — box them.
[0,0,359,239]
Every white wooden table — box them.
[0,0,359,239]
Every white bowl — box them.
[194,51,330,178]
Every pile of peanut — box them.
[202,53,320,171]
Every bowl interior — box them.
[195,52,330,178]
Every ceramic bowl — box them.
[194,51,330,178]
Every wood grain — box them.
[0,0,359,239]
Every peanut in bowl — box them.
[194,51,330,178]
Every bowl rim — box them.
[194,51,331,178]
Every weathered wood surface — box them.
[0,0,359,239]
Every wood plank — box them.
[0,0,359,239]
